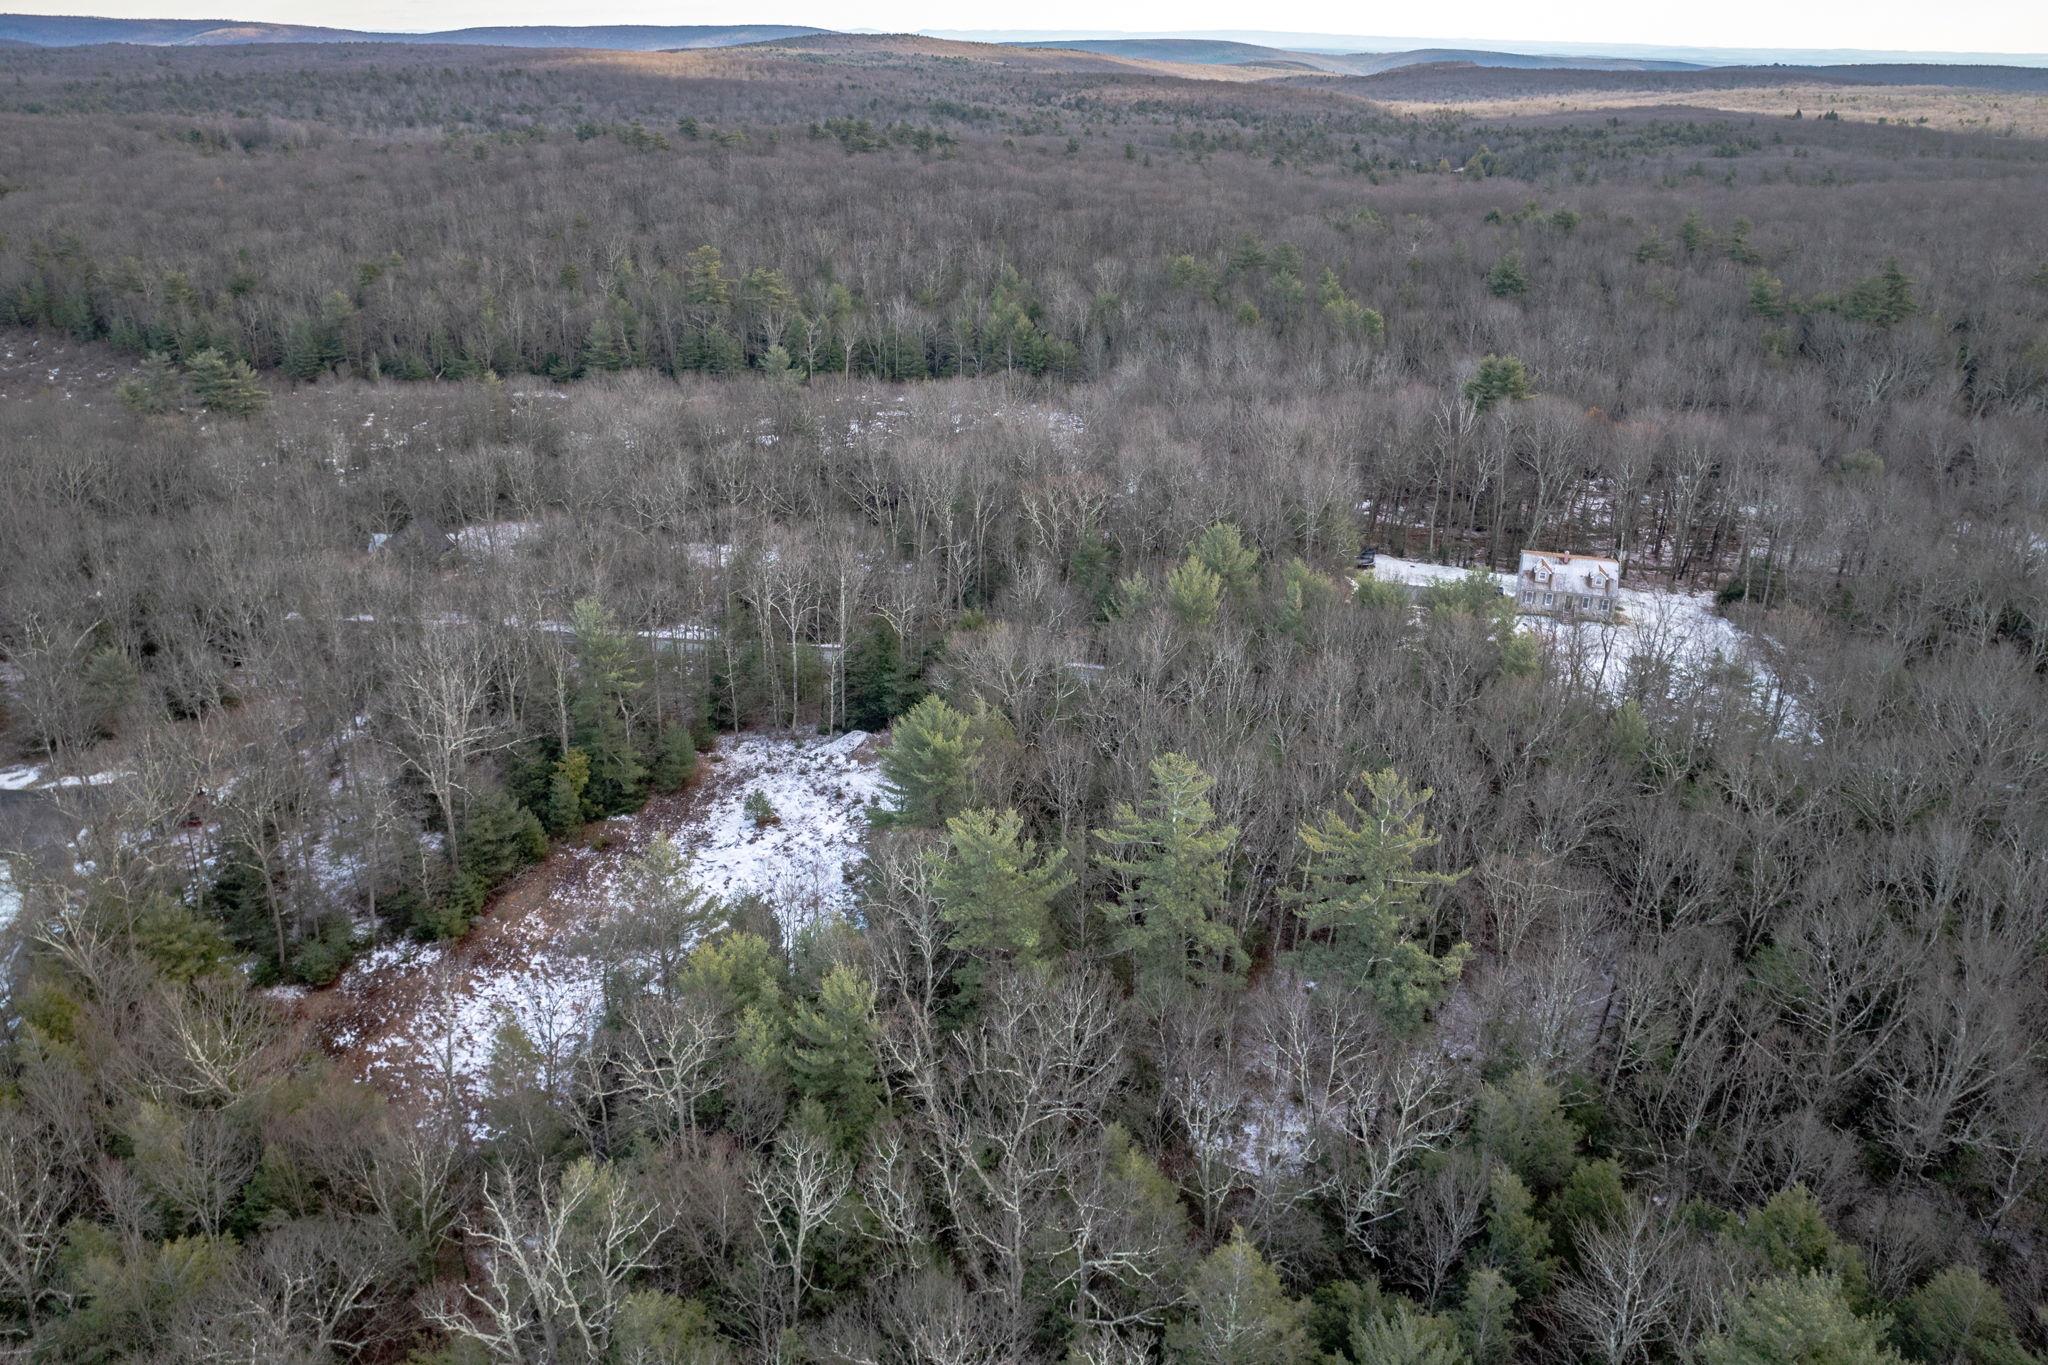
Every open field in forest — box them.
[298,731,882,1132]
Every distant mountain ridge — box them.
[938,28,2048,68]
[0,14,824,49]
[1018,37,1704,74]
[1322,59,2048,98]
[3,14,2042,84]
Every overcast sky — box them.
[22,0,2048,54]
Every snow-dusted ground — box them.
[321,730,886,1130]
[451,520,545,556]
[1371,555,1507,594]
[1370,556,1794,716]
[574,729,881,935]
[1523,583,1756,697]
[0,765,127,792]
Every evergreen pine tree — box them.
[1166,556,1225,627]
[1347,1305,1472,1365]
[544,747,591,835]
[1166,1228,1311,1365]
[183,348,268,416]
[579,315,627,374]
[1095,752,1243,1002]
[460,785,547,889]
[1111,571,1156,619]
[930,807,1073,965]
[879,694,982,828]
[1456,1269,1520,1365]
[683,244,732,317]
[1291,768,1470,1030]
[648,725,699,793]
[1679,209,1713,257]
[570,598,647,815]
[786,964,883,1149]
[117,351,184,414]
[80,645,138,738]
[1895,1266,2036,1365]
[281,319,327,382]
[1486,250,1529,298]
[1485,1166,1557,1299]
[1843,258,1918,328]
[1190,522,1261,595]
[1463,355,1532,412]
[611,834,722,996]
[1749,270,1788,319]
[1727,217,1761,264]
[1698,1274,1906,1365]
[1549,1159,1628,1268]
[609,1292,728,1365]
[844,618,914,731]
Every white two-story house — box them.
[1513,549,1620,618]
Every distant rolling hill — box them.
[1011,37,1356,72]
[1331,47,1704,74]
[745,32,1245,75]
[1319,59,2048,101]
[0,14,826,49]
[1010,37,1705,75]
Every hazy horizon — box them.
[4,1,2044,58]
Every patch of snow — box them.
[452,520,544,555]
[1525,583,1780,708]
[673,730,882,929]
[0,765,126,791]
[1370,555,1512,592]
[47,770,127,789]
[324,730,888,1134]
[1370,558,1799,723]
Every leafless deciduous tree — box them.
[425,1160,665,1364]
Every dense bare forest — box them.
[1,32,2046,1365]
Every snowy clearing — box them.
[1524,583,1758,697]
[308,730,886,1131]
[1370,555,1503,593]
[451,520,546,555]
[1370,555,1794,716]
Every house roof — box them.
[1518,548,1618,593]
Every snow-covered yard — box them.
[1370,555,1794,716]
[311,730,886,1130]
[1523,583,1758,697]
[1370,555,1505,594]
[449,519,547,558]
